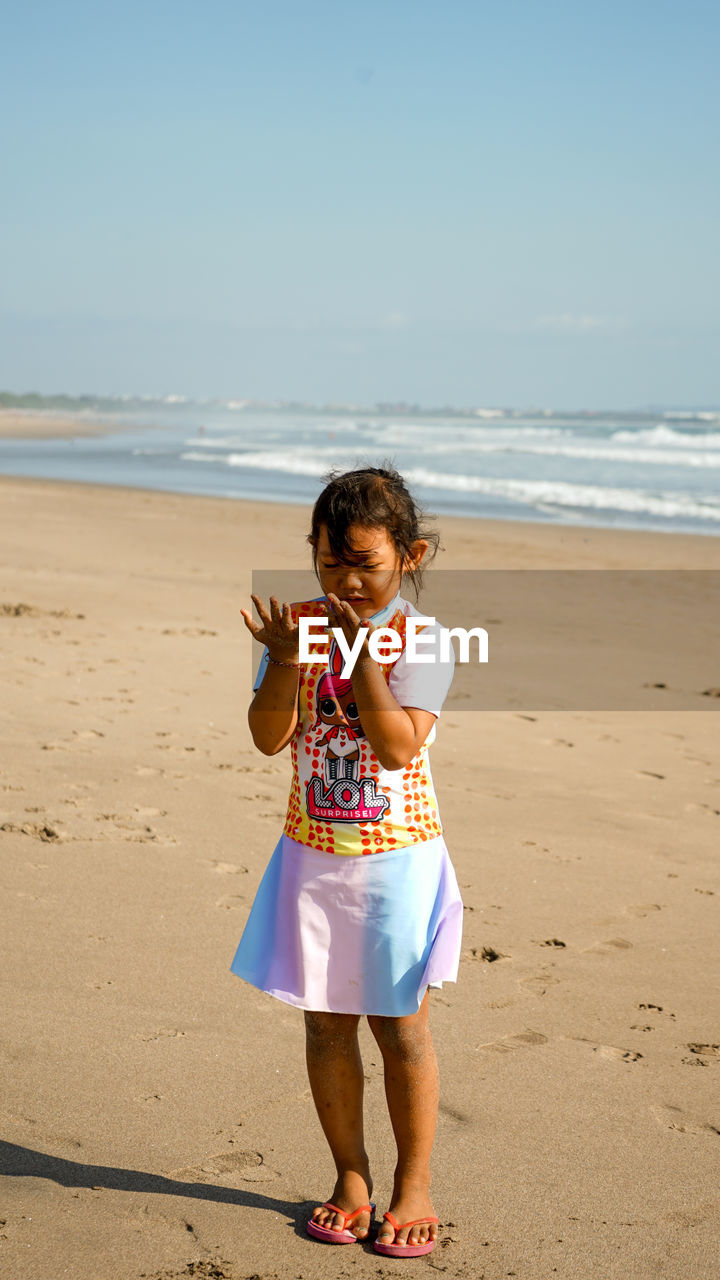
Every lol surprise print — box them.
[232,465,462,1257]
[308,639,390,822]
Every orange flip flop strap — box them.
[324,1202,373,1228]
[383,1212,439,1231]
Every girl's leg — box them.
[367,990,439,1250]
[304,1010,373,1239]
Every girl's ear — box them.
[403,538,429,572]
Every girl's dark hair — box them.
[307,463,441,601]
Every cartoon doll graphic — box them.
[316,673,362,785]
[305,639,390,824]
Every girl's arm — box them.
[241,594,300,755]
[325,593,440,769]
[350,653,436,770]
[248,662,299,755]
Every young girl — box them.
[232,465,462,1258]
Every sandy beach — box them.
[1,474,719,1280]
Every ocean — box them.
[2,401,720,536]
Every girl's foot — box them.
[310,1167,374,1240]
[375,1185,438,1250]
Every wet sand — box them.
[0,410,136,439]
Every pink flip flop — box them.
[306,1201,375,1244]
[373,1211,439,1257]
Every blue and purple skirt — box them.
[229,833,463,1016]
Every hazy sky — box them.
[2,0,718,408]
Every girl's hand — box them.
[240,593,300,662]
[324,593,376,661]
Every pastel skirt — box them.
[230,832,463,1016]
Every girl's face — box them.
[315,523,427,619]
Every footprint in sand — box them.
[140,1257,234,1279]
[464,945,508,963]
[81,812,177,846]
[1,602,84,619]
[522,842,554,855]
[596,1044,644,1063]
[41,730,106,753]
[685,1043,720,1062]
[215,894,247,910]
[476,1029,549,1053]
[623,903,662,918]
[654,1103,720,1137]
[568,1037,643,1063]
[581,937,634,955]
[0,821,63,843]
[136,1028,187,1042]
[685,802,720,817]
[518,971,561,996]
[170,1150,280,1184]
[161,627,218,637]
[637,1001,676,1021]
[204,860,248,876]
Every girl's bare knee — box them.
[367,1010,432,1064]
[304,1009,360,1053]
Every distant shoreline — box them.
[2,390,719,424]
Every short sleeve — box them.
[253,646,270,691]
[388,620,455,717]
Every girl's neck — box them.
[367,589,402,624]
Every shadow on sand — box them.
[0,1139,315,1234]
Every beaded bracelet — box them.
[267,655,300,669]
